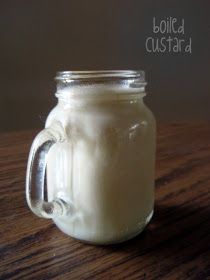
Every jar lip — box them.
[55,70,145,81]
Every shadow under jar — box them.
[26,70,156,245]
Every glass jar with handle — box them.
[26,70,156,245]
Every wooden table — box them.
[0,123,210,280]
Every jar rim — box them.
[55,70,145,81]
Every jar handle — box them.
[26,122,69,219]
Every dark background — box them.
[1,0,210,131]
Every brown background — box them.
[0,0,210,132]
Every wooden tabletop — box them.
[0,123,210,280]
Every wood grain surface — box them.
[0,123,210,280]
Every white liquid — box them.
[46,85,155,244]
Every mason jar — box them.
[26,70,156,245]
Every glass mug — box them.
[26,70,156,245]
